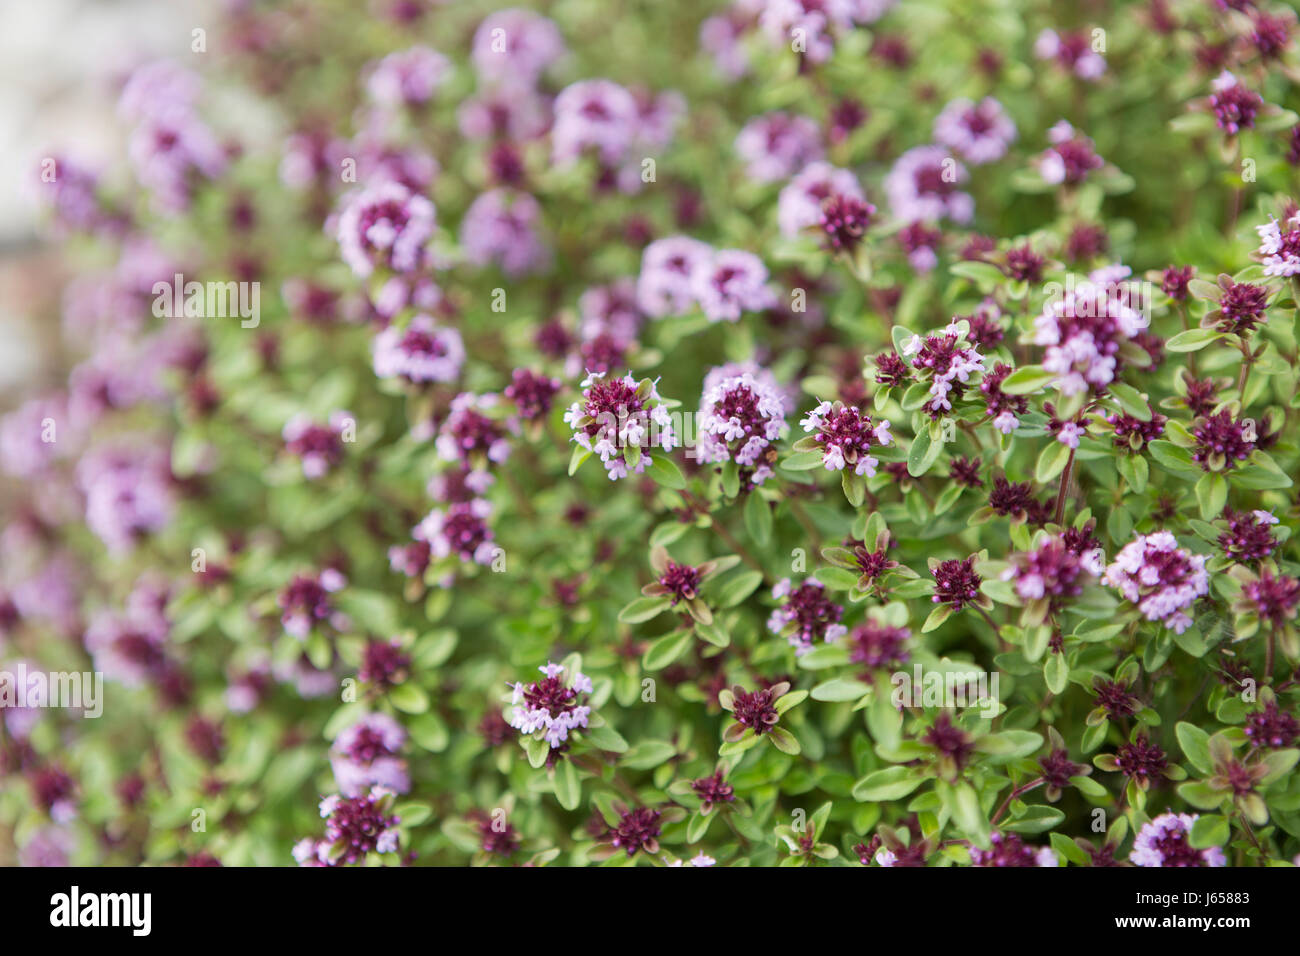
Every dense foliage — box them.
[4,0,1300,867]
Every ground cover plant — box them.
[3,0,1300,867]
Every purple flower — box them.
[1108,411,1166,452]
[1209,72,1262,136]
[578,277,645,345]
[1162,265,1195,300]
[359,638,412,690]
[551,79,638,165]
[1034,29,1106,79]
[1037,121,1104,185]
[933,97,1017,164]
[457,86,550,142]
[297,787,402,866]
[690,248,776,322]
[931,557,983,611]
[564,370,677,480]
[768,578,846,653]
[84,603,169,689]
[1002,534,1103,608]
[1131,813,1226,867]
[366,46,451,107]
[700,11,751,80]
[418,499,497,568]
[734,112,823,183]
[505,368,562,422]
[901,321,985,415]
[471,8,565,87]
[778,162,865,238]
[1214,280,1269,335]
[436,393,512,466]
[460,188,551,277]
[34,155,127,236]
[980,363,1028,433]
[820,193,876,254]
[1257,213,1300,277]
[724,682,789,736]
[884,146,973,224]
[1242,568,1300,629]
[1218,509,1279,564]
[1245,700,1300,750]
[330,713,410,797]
[508,661,593,749]
[847,619,911,675]
[695,367,789,484]
[949,455,983,488]
[283,411,353,479]
[1104,532,1209,633]
[77,441,175,553]
[334,180,436,278]
[0,395,72,479]
[971,832,1057,867]
[1191,410,1256,472]
[608,807,662,856]
[799,400,892,475]
[691,771,736,812]
[636,236,713,317]
[372,314,465,383]
[1034,265,1148,395]
[278,568,348,640]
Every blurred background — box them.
[0,0,201,402]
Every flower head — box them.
[1131,813,1226,867]
[1104,532,1208,633]
[508,661,593,750]
[564,371,677,480]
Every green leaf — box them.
[389,683,429,714]
[642,630,692,670]
[852,766,923,802]
[781,450,826,471]
[999,366,1056,395]
[1107,382,1151,421]
[621,740,677,770]
[1195,472,1227,521]
[1044,654,1069,695]
[1165,328,1222,352]
[744,491,772,545]
[584,724,629,753]
[815,566,860,591]
[975,730,1044,760]
[810,677,872,702]
[646,454,686,489]
[1035,441,1072,483]
[1175,722,1213,774]
[907,429,933,477]
[950,782,990,847]
[618,595,671,623]
[716,569,764,608]
[1189,814,1230,849]
[554,759,581,810]
[568,444,591,476]
[1004,805,1066,834]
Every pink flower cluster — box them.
[800,400,892,475]
[564,371,677,479]
[509,661,594,749]
[694,364,790,483]
[901,321,986,415]
[1034,265,1149,395]
[1131,813,1226,867]
[636,237,776,323]
[1104,532,1209,634]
